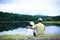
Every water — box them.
[0,25,60,35]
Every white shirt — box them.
[26,28,34,36]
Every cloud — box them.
[0,0,60,16]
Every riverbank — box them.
[0,34,60,39]
[0,34,60,40]
[0,21,60,24]
[42,21,60,26]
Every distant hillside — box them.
[0,11,60,21]
[35,15,46,16]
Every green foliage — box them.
[0,11,38,21]
[0,11,60,21]
[0,11,60,32]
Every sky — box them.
[0,0,60,16]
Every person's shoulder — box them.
[42,23,45,26]
[39,23,45,26]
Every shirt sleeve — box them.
[32,25,36,28]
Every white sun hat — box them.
[30,21,34,25]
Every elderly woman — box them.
[26,21,36,36]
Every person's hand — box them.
[26,26,32,29]
[27,26,31,28]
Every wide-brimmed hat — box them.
[30,21,34,25]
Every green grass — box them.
[43,21,60,25]
[0,34,60,39]
[0,34,27,39]
[43,21,60,24]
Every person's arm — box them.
[32,25,36,29]
[26,26,33,29]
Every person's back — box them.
[35,23,44,36]
[32,18,45,36]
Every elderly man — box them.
[32,18,45,37]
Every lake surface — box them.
[0,25,60,35]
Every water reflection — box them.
[44,26,60,34]
[0,25,60,35]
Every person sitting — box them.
[26,21,36,36]
[32,18,45,37]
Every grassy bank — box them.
[0,21,60,25]
[0,34,60,39]
[43,21,60,25]
[43,21,60,24]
